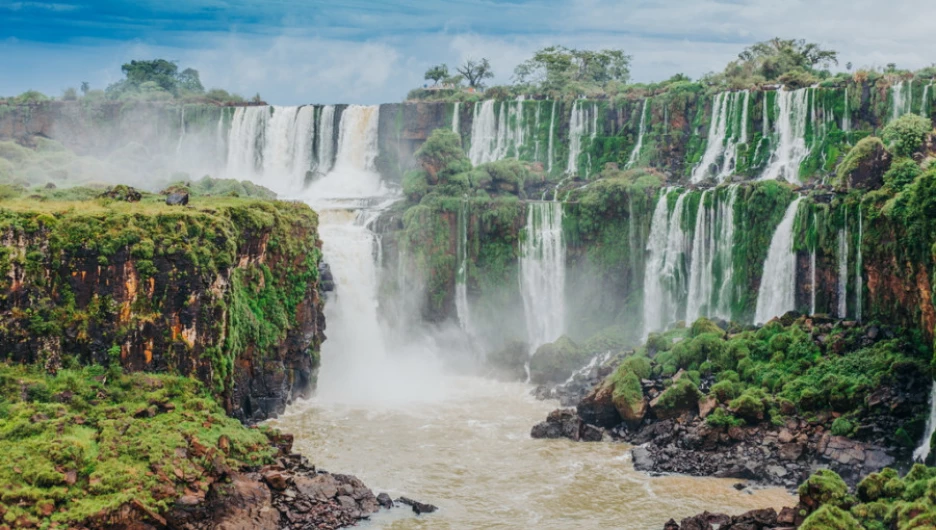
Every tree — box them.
[424,64,449,85]
[735,38,838,80]
[177,68,204,93]
[80,82,90,95]
[121,59,180,93]
[513,46,631,93]
[457,58,494,89]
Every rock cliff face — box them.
[0,198,325,423]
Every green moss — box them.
[0,364,276,527]
[800,505,862,530]
[529,336,589,384]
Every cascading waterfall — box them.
[892,80,913,120]
[754,197,803,324]
[810,214,818,316]
[855,206,863,322]
[686,186,739,322]
[643,189,690,336]
[176,106,186,154]
[625,99,650,169]
[520,202,566,352]
[717,90,750,182]
[915,386,936,463]
[692,93,730,183]
[547,100,557,174]
[761,88,811,183]
[452,102,461,134]
[691,91,749,183]
[316,105,337,176]
[922,83,932,118]
[566,100,597,176]
[226,105,321,194]
[455,198,473,335]
[837,221,849,319]
[468,99,525,165]
[842,87,851,132]
[533,103,542,162]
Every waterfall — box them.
[855,206,863,322]
[176,106,186,154]
[686,190,715,322]
[842,87,851,132]
[754,197,803,324]
[566,101,596,176]
[315,105,337,176]
[837,223,849,319]
[691,91,749,183]
[520,202,566,352]
[626,99,650,169]
[714,186,739,320]
[225,105,321,194]
[810,214,818,316]
[547,100,557,174]
[915,385,936,463]
[455,198,473,335]
[533,102,542,162]
[692,93,730,183]
[643,189,689,336]
[452,102,461,134]
[761,88,811,183]
[306,105,384,199]
[892,81,913,120]
[922,83,932,118]
[468,99,524,165]
[717,90,751,182]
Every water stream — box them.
[754,197,803,324]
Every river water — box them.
[270,376,794,530]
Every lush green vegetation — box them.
[0,363,276,527]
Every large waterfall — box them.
[754,197,803,324]
[761,89,811,183]
[686,186,739,322]
[643,189,689,336]
[520,202,566,351]
[692,91,750,183]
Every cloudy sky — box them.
[1,0,933,104]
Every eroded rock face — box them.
[0,202,325,423]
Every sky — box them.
[1,0,934,105]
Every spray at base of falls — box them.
[643,189,689,337]
[761,89,811,183]
[625,99,650,169]
[754,197,803,324]
[520,202,566,353]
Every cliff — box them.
[0,195,325,423]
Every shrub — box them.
[883,113,932,157]
[706,407,745,428]
[831,417,856,437]
[799,505,862,530]
[883,157,922,192]
[710,380,740,402]
[690,317,723,338]
[798,469,851,509]
[729,389,766,423]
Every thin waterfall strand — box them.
[520,202,566,352]
[755,197,803,323]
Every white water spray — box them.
[761,89,811,183]
[643,189,690,336]
[455,198,473,335]
[567,101,597,176]
[755,197,803,324]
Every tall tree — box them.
[736,38,838,79]
[513,46,630,93]
[457,58,494,89]
[424,64,450,85]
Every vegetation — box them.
[457,58,494,90]
[882,113,933,158]
[0,363,276,527]
[513,46,631,96]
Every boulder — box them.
[698,396,717,419]
[577,381,622,428]
[166,190,190,206]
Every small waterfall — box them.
[520,202,566,351]
[692,91,749,183]
[643,189,689,336]
[837,221,849,319]
[468,99,525,165]
[626,99,650,169]
[717,90,751,182]
[855,205,863,322]
[761,88,811,183]
[892,80,913,120]
[566,100,597,176]
[547,100,557,174]
[714,186,739,320]
[810,214,818,316]
[452,102,461,134]
[176,106,186,154]
[686,190,715,322]
[226,106,269,179]
[692,93,730,183]
[455,198,473,334]
[754,197,803,324]
[533,102,542,162]
[842,87,851,132]
[915,385,936,463]
[316,105,337,176]
[922,83,932,118]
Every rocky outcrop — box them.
[0,199,325,423]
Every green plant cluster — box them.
[0,363,276,528]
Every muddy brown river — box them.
[270,376,794,529]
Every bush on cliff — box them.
[883,113,932,158]
[0,363,275,527]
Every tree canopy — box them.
[457,58,494,89]
[513,46,631,94]
[720,38,838,87]
[424,64,450,85]
[107,59,205,98]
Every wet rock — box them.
[100,184,142,202]
[376,492,393,509]
[319,261,335,293]
[577,381,621,428]
[396,497,438,515]
[166,190,190,206]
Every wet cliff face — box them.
[0,198,324,423]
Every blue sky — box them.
[1,0,934,104]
